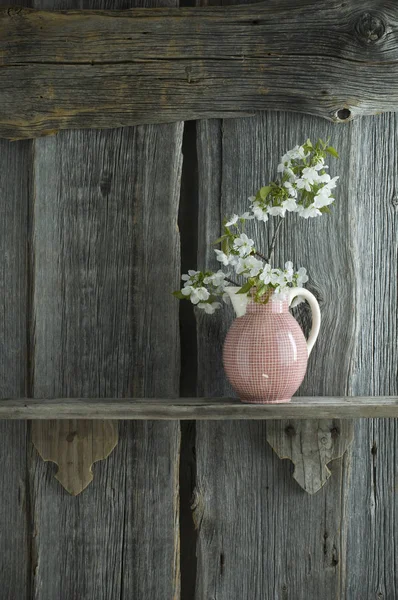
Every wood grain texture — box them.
[29,122,182,597]
[27,0,183,596]
[344,114,398,599]
[267,420,354,494]
[195,106,355,594]
[263,113,355,493]
[1,396,398,419]
[0,132,30,595]
[32,420,118,495]
[2,0,398,138]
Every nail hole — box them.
[336,108,351,121]
[330,427,340,439]
[285,425,295,437]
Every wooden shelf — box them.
[0,397,397,420]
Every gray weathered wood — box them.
[2,1,398,139]
[0,131,30,596]
[28,0,182,596]
[0,396,398,419]
[29,123,182,597]
[264,114,355,493]
[195,105,355,594]
[344,114,398,599]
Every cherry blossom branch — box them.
[225,276,239,286]
[254,250,267,261]
[266,218,284,263]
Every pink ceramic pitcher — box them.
[223,287,321,403]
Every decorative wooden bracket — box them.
[266,419,354,494]
[1,2,398,139]
[32,420,118,495]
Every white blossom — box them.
[313,158,327,171]
[181,286,210,304]
[214,249,230,266]
[235,256,263,277]
[327,176,339,190]
[297,267,309,286]
[225,214,239,227]
[268,206,286,218]
[181,270,200,285]
[203,270,229,288]
[297,205,322,219]
[233,233,255,257]
[284,261,294,283]
[240,211,255,220]
[251,203,269,222]
[190,287,210,304]
[259,263,272,284]
[181,285,193,296]
[296,167,320,191]
[283,181,297,198]
[197,301,222,314]
[281,198,298,212]
[317,172,331,183]
[313,192,334,209]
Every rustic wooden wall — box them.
[194,89,398,600]
[0,0,182,599]
[1,1,397,600]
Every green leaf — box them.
[305,138,313,149]
[259,186,272,200]
[256,284,268,298]
[326,146,339,158]
[320,205,332,214]
[173,290,187,300]
[236,281,254,294]
[221,238,230,255]
[213,234,228,245]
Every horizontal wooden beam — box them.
[0,397,397,419]
[1,2,398,139]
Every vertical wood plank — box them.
[30,124,183,598]
[29,0,182,597]
[195,110,355,597]
[345,114,398,599]
[0,132,30,597]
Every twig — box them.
[225,276,239,286]
[254,250,267,261]
[266,218,284,263]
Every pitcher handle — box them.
[286,288,321,356]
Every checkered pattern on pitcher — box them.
[223,292,316,404]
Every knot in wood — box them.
[7,7,23,17]
[355,12,386,45]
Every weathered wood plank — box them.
[344,114,398,599]
[262,114,355,493]
[29,122,182,596]
[28,0,183,586]
[0,396,398,419]
[195,108,356,595]
[1,1,398,138]
[0,131,30,596]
